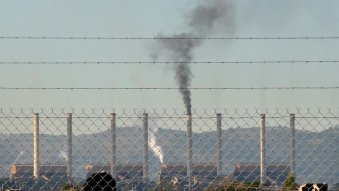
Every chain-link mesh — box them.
[0,108,337,191]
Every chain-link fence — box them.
[0,108,337,191]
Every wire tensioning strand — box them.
[1,36,339,40]
[0,86,338,90]
[1,61,339,65]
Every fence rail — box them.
[0,108,337,191]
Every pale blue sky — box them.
[0,0,339,109]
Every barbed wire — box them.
[1,60,339,65]
[1,36,339,40]
[0,86,338,90]
[0,115,335,118]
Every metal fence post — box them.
[0,108,338,190]
[290,114,296,177]
[216,113,222,176]
[260,114,266,186]
[33,113,39,179]
[67,113,72,185]
[110,113,117,178]
[143,113,148,184]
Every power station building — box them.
[233,163,290,185]
[10,164,67,180]
[161,163,217,178]
[84,163,217,184]
[160,163,217,187]
[84,164,143,181]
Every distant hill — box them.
[0,126,337,185]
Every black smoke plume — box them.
[152,0,234,114]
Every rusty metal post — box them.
[33,113,39,179]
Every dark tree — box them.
[83,172,116,191]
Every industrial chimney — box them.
[186,107,192,183]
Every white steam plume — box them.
[148,114,164,164]
[59,151,68,162]
[13,151,24,164]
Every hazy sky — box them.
[0,0,339,109]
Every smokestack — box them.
[150,0,235,182]
[289,114,296,177]
[110,113,117,178]
[186,111,192,182]
[216,113,222,176]
[67,113,72,185]
[143,113,149,184]
[260,114,266,186]
[33,113,39,179]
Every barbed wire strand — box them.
[1,116,339,119]
[1,60,339,65]
[0,86,338,90]
[1,36,339,40]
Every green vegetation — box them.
[205,179,260,191]
[60,183,80,191]
[280,175,299,191]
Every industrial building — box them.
[84,164,143,181]
[233,163,290,185]
[160,163,217,187]
[192,163,218,180]
[160,163,187,180]
[10,164,67,180]
[161,163,217,179]
[6,164,68,190]
[84,163,217,184]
